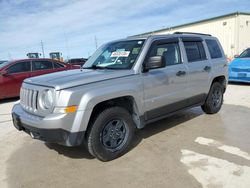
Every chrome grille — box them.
[231,68,250,72]
[20,87,38,112]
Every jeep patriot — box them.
[12,32,228,161]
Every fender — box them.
[70,82,144,132]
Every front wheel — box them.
[86,107,135,161]
[201,82,224,114]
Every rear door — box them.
[181,37,212,104]
[31,60,54,77]
[3,61,31,97]
[142,38,189,120]
[205,39,227,81]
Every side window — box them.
[148,42,181,66]
[205,39,223,59]
[53,62,65,68]
[184,41,206,62]
[7,62,31,74]
[32,61,53,71]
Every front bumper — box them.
[12,104,85,146]
[229,71,250,83]
[228,77,250,83]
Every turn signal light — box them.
[64,106,78,113]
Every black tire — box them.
[86,106,135,161]
[201,82,224,114]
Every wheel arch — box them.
[86,96,142,132]
[211,75,227,92]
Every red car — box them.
[0,58,79,99]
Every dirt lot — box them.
[0,84,250,188]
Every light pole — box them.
[41,40,45,58]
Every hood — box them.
[229,58,250,68]
[24,69,136,90]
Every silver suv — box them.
[12,32,228,161]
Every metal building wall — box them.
[149,14,250,59]
[238,15,250,55]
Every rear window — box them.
[184,41,206,62]
[205,39,222,59]
[53,62,65,68]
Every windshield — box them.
[239,49,250,58]
[83,40,145,70]
[0,61,10,69]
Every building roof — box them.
[134,11,250,36]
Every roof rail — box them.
[174,32,212,36]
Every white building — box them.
[136,12,250,59]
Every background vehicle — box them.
[65,58,88,66]
[49,52,63,62]
[0,58,79,99]
[12,33,228,161]
[27,53,40,59]
[229,48,250,83]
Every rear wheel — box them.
[202,82,224,114]
[86,106,135,161]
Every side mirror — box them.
[0,70,8,76]
[143,56,165,72]
[234,55,239,58]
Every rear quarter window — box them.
[205,39,223,59]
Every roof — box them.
[134,11,250,37]
[127,33,215,42]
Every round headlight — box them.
[41,90,54,109]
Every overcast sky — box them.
[0,0,249,60]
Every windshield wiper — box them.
[81,65,107,70]
[81,65,127,70]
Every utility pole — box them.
[41,40,45,58]
[94,36,98,50]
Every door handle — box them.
[204,66,211,72]
[176,71,186,76]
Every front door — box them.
[142,39,189,120]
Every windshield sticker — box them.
[111,51,130,57]
[138,41,143,44]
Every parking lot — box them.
[0,84,250,188]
